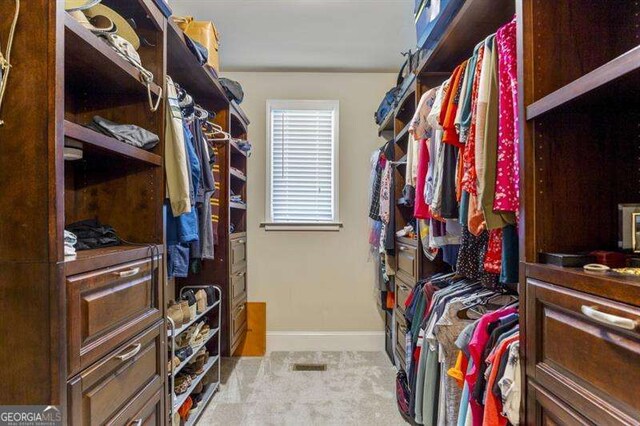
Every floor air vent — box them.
[292,363,327,371]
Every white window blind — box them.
[267,101,338,224]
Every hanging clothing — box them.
[494,17,520,213]
[165,77,191,216]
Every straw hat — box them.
[84,4,140,50]
[64,0,101,12]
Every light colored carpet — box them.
[197,351,407,425]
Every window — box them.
[265,100,340,230]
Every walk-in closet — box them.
[0,0,637,425]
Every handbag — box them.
[219,78,244,104]
[173,16,221,73]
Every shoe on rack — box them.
[167,355,181,374]
[174,375,191,395]
[195,289,207,314]
[181,290,197,319]
[167,300,184,328]
[204,286,216,306]
[175,346,193,362]
[179,300,191,323]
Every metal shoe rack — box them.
[167,285,222,425]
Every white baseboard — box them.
[266,331,385,353]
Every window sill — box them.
[260,222,343,232]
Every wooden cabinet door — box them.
[67,256,162,376]
[526,278,640,425]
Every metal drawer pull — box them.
[114,267,140,278]
[116,343,142,361]
[581,305,637,330]
[236,272,246,277]
[399,246,407,251]
[127,420,142,426]
[238,240,246,244]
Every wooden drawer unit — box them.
[395,314,407,369]
[230,235,247,273]
[395,277,413,315]
[230,268,247,306]
[526,278,640,425]
[396,240,418,283]
[66,256,162,376]
[67,322,164,426]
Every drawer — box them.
[526,278,640,425]
[230,268,247,305]
[231,300,247,347]
[395,278,413,315]
[67,322,164,426]
[527,380,590,426]
[109,387,163,426]
[396,241,417,283]
[67,256,162,376]
[230,236,247,273]
[395,314,407,368]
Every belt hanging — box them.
[0,0,20,127]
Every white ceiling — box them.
[170,0,416,72]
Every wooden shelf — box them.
[166,20,228,111]
[525,262,640,307]
[526,46,640,119]
[395,122,411,144]
[377,110,395,136]
[231,101,250,126]
[229,140,249,157]
[394,81,416,117]
[64,120,162,166]
[230,202,247,210]
[417,0,514,74]
[230,168,247,182]
[64,13,162,97]
[64,244,163,276]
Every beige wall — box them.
[224,71,396,332]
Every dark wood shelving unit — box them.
[526,45,640,119]
[64,120,162,166]
[64,13,162,97]
[519,1,640,424]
